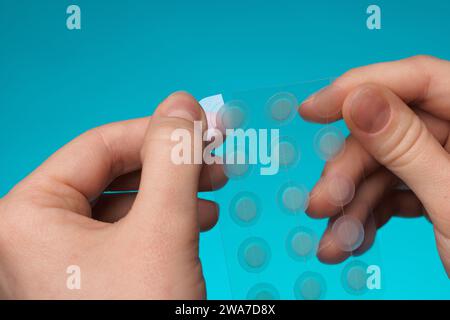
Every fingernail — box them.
[164,92,201,121]
[301,85,346,119]
[166,108,197,121]
[350,87,391,134]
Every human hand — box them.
[299,55,450,276]
[0,92,227,299]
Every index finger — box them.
[299,55,450,123]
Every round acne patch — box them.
[238,237,271,273]
[224,151,251,179]
[314,125,345,161]
[247,283,280,300]
[286,227,318,261]
[326,174,355,207]
[341,260,369,295]
[331,215,365,252]
[266,92,298,123]
[277,137,300,168]
[216,100,248,131]
[230,192,261,226]
[277,183,309,214]
[294,271,327,300]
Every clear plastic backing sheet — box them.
[199,79,384,300]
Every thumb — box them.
[127,92,207,243]
[342,84,450,238]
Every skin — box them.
[0,56,448,299]
[299,55,450,277]
[0,92,228,299]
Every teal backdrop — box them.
[1,0,449,299]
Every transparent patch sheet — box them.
[204,79,385,300]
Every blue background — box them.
[1,0,449,299]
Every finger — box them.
[105,171,142,191]
[93,193,136,222]
[318,189,423,264]
[299,55,450,123]
[196,199,219,232]
[352,215,377,257]
[16,117,150,211]
[374,191,424,229]
[307,136,378,218]
[354,191,424,257]
[308,108,449,218]
[317,169,396,263]
[198,161,228,191]
[435,229,450,277]
[93,195,219,231]
[105,161,228,192]
[317,217,377,264]
[342,83,450,238]
[127,92,208,239]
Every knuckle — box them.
[335,68,359,86]
[83,126,114,155]
[352,83,383,94]
[81,124,129,177]
[142,118,200,158]
[408,54,437,65]
[336,66,377,87]
[381,117,428,170]
[340,66,360,79]
[154,117,197,138]
[407,55,440,77]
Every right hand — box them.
[300,55,450,277]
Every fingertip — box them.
[298,98,316,121]
[132,91,208,225]
[157,91,206,124]
[199,162,229,191]
[299,85,347,123]
[198,200,219,232]
[305,200,339,219]
[166,91,199,107]
[306,183,342,219]
[317,232,351,264]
